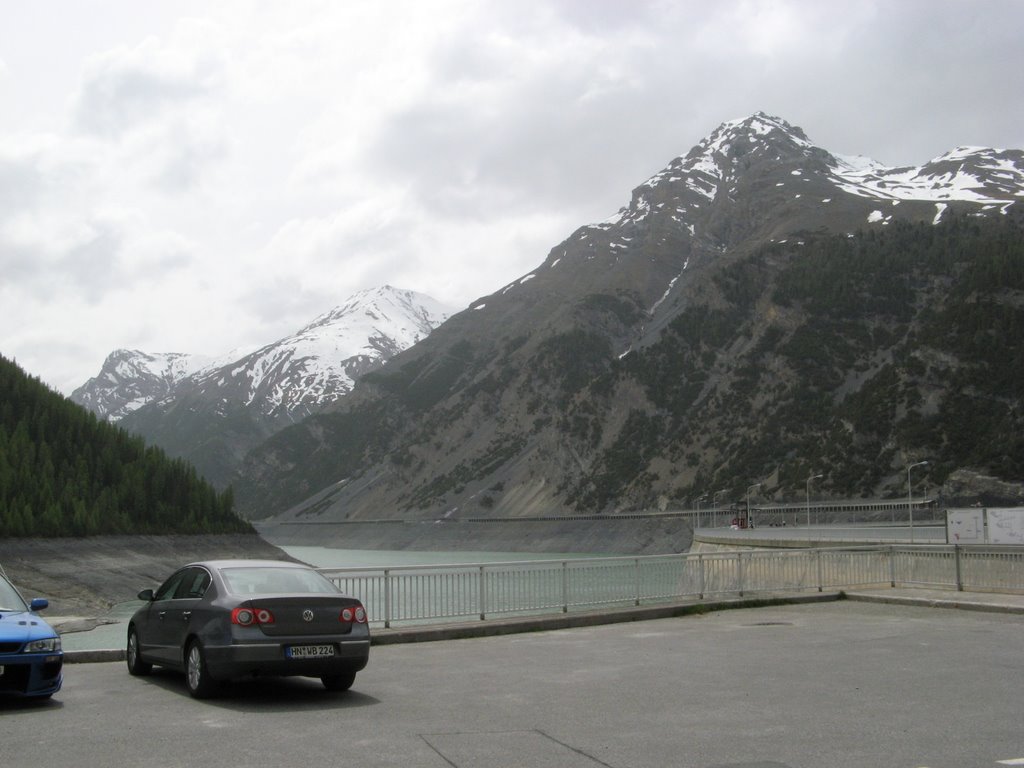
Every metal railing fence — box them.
[320,545,1024,628]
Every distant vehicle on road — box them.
[0,570,63,699]
[126,560,369,698]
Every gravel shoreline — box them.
[0,534,300,619]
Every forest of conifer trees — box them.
[0,355,252,537]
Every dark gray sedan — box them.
[126,560,370,698]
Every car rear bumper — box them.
[203,638,369,681]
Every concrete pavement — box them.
[6,598,1023,768]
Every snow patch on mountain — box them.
[830,146,1024,205]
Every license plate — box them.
[286,645,335,659]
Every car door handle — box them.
[182,611,192,620]
[158,611,167,620]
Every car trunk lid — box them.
[242,595,362,636]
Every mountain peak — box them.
[597,113,1022,239]
[689,112,817,166]
[635,113,829,204]
[598,112,832,234]
[302,285,454,339]
[70,349,212,421]
[706,112,811,148]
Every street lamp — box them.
[806,473,823,527]
[907,460,929,543]
[713,490,727,528]
[745,482,762,528]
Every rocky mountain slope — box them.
[74,286,453,488]
[231,113,1024,521]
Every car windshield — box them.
[219,566,341,596]
[0,574,29,611]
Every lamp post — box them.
[713,490,727,528]
[745,482,762,529]
[696,494,707,528]
[806,473,823,527]
[907,460,928,543]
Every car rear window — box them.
[219,566,341,596]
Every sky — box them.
[2,0,1023,395]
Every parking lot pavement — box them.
[3,600,1022,768]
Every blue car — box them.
[0,571,63,699]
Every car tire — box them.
[126,627,152,676]
[321,669,357,691]
[185,640,219,699]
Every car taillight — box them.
[232,607,276,626]
[340,604,367,624]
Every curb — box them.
[845,592,1024,615]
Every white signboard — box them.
[946,508,985,544]
[987,507,1024,546]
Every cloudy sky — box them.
[2,0,1022,394]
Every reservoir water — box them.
[60,547,598,652]
[285,546,596,568]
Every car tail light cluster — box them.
[340,604,367,624]
[231,607,275,626]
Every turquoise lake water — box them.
[60,547,596,651]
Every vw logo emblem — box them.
[302,610,314,622]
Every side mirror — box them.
[30,598,49,611]
[137,588,155,602]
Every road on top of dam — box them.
[2,599,1021,768]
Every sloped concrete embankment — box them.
[0,534,297,616]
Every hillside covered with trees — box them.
[0,355,251,537]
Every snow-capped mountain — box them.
[74,286,453,424]
[72,286,454,489]
[602,112,1022,242]
[465,112,1024,362]
[71,349,220,421]
[190,285,454,422]
[236,112,1024,524]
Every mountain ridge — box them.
[234,113,1024,523]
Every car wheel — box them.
[321,669,357,691]
[126,627,152,676]
[185,640,219,699]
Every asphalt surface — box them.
[3,598,1022,768]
